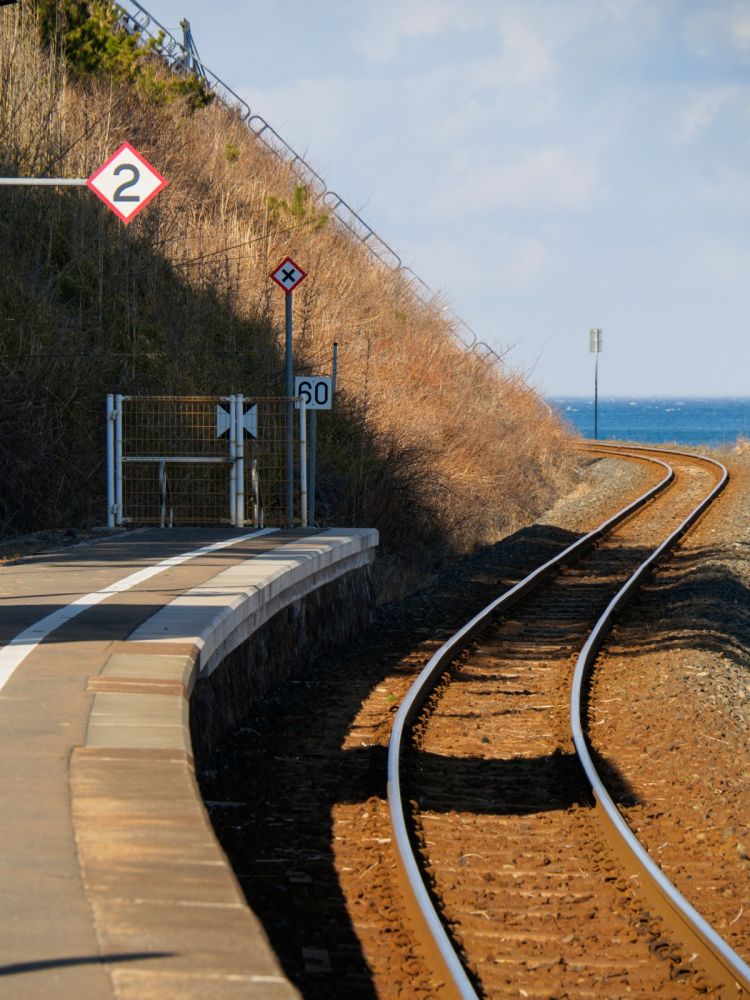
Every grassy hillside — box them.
[0,2,578,593]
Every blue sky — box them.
[141,1,750,397]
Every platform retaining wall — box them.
[190,559,374,762]
[73,527,378,999]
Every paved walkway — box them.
[0,527,377,999]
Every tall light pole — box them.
[589,328,602,439]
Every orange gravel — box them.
[200,449,749,998]
[589,448,750,965]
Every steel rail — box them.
[570,448,750,997]
[387,448,675,998]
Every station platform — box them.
[0,525,378,999]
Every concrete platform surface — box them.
[0,526,378,998]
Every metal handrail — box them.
[108,0,500,357]
[387,449,675,996]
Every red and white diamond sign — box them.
[87,142,168,224]
[270,256,307,293]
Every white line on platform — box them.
[0,528,277,692]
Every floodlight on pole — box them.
[589,328,603,439]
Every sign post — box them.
[270,256,307,527]
[86,142,168,223]
[589,328,603,439]
[295,369,334,525]
[0,142,168,225]
[4,144,165,527]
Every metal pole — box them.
[0,177,88,186]
[115,394,124,526]
[594,352,599,440]
[285,292,294,528]
[308,409,316,526]
[106,395,115,528]
[251,459,260,527]
[228,395,237,526]
[299,398,308,529]
[158,460,167,529]
[589,328,602,441]
[236,393,245,527]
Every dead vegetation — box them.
[0,3,578,596]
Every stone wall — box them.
[189,563,374,763]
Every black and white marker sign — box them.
[216,403,258,438]
[87,142,168,224]
[270,256,307,293]
[294,376,333,410]
[242,404,258,438]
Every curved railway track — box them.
[388,444,750,998]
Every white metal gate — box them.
[105,394,307,528]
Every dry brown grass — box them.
[0,6,579,591]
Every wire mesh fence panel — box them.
[115,395,301,527]
[123,460,230,525]
[121,396,230,525]
[243,397,301,528]
[122,396,228,459]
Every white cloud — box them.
[670,84,750,141]
[490,15,558,87]
[682,2,750,57]
[690,236,750,286]
[353,0,574,86]
[731,10,750,49]
[354,0,484,63]
[687,165,750,213]
[503,237,550,285]
[435,146,602,216]
[405,232,550,298]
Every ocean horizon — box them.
[547,396,750,447]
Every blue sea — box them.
[548,397,750,447]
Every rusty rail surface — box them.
[387,444,746,998]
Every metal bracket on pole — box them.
[178,19,207,80]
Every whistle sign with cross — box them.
[270,256,307,293]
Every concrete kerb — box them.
[73,527,378,998]
[129,529,376,672]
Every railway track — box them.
[389,444,750,998]
[202,444,749,998]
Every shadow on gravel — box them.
[608,546,750,670]
[197,522,589,998]
[195,521,745,997]
[409,747,627,814]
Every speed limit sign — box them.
[87,142,168,223]
[295,376,333,410]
